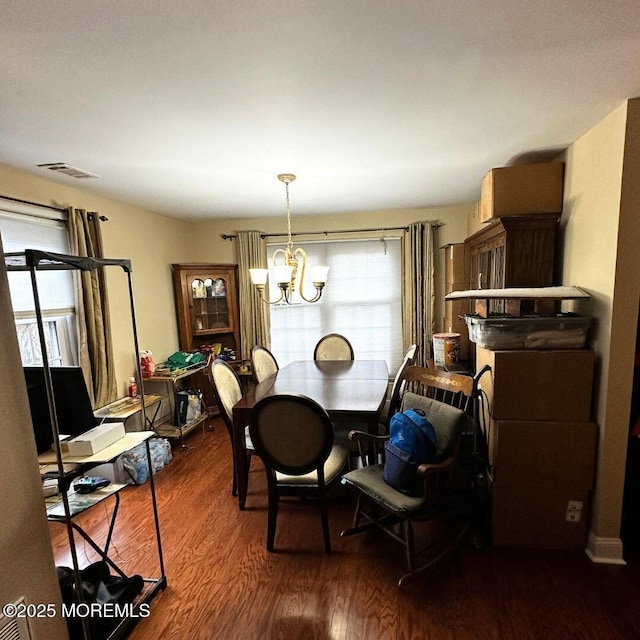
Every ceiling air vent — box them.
[37,163,100,179]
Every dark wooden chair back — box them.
[383,344,418,430]
[402,365,474,414]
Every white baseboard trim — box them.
[585,531,626,565]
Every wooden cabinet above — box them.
[465,215,559,290]
[465,215,559,314]
[171,263,240,354]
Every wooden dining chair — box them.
[211,360,254,497]
[403,363,474,413]
[248,393,349,553]
[251,345,279,384]
[313,333,354,361]
[333,344,418,455]
[340,364,475,585]
[378,343,418,432]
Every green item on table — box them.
[165,351,206,371]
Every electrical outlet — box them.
[565,500,583,522]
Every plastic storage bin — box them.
[464,315,592,350]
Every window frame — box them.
[0,199,78,367]
[267,236,404,373]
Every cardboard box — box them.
[445,299,470,323]
[476,347,594,421]
[443,285,470,344]
[480,162,564,223]
[444,284,471,321]
[488,420,597,489]
[445,282,470,296]
[442,243,468,284]
[443,318,470,361]
[66,422,125,457]
[467,200,484,237]
[491,484,590,549]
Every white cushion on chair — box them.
[276,445,349,486]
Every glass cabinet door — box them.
[189,276,233,334]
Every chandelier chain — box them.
[285,181,293,251]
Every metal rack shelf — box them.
[7,249,167,640]
[143,360,210,450]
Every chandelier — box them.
[249,174,329,304]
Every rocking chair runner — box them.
[340,365,476,585]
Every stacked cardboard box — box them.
[480,162,565,223]
[468,163,564,238]
[476,347,597,549]
[467,200,483,237]
[442,243,470,361]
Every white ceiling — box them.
[2,1,640,220]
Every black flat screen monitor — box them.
[23,366,97,454]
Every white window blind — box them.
[268,237,403,373]
[0,200,76,365]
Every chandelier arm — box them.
[272,248,286,266]
[293,248,324,303]
[298,286,324,303]
[255,284,284,305]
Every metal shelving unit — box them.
[7,249,167,640]
[143,360,210,450]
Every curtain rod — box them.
[0,194,67,213]
[0,195,109,222]
[221,223,441,241]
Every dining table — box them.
[231,359,389,510]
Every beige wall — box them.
[0,234,68,640]
[98,204,195,396]
[560,98,640,556]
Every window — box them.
[268,237,403,373]
[0,200,77,366]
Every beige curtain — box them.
[237,230,270,360]
[403,221,435,368]
[67,208,117,407]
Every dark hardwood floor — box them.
[50,418,640,640]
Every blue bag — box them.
[383,409,437,496]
